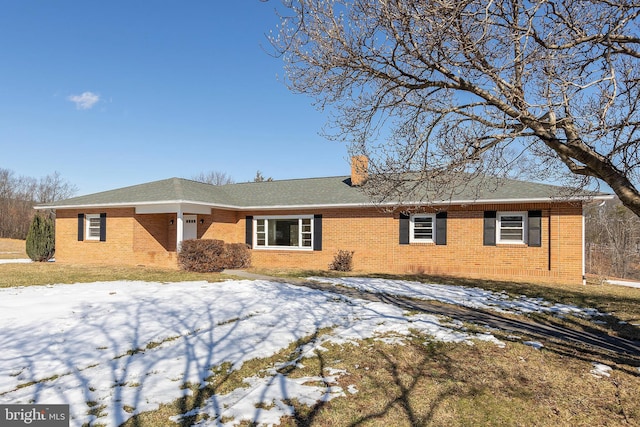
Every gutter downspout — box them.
[582,204,586,285]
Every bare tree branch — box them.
[271,0,640,215]
[191,171,235,186]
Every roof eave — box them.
[233,195,613,210]
[34,199,228,211]
[38,193,612,211]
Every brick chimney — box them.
[350,155,369,186]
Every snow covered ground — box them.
[309,276,605,317]
[0,278,609,426]
[606,279,640,289]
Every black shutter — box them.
[528,210,542,247]
[245,216,253,246]
[435,212,447,245]
[399,213,410,245]
[313,214,322,251]
[77,213,84,241]
[99,213,107,242]
[483,211,497,246]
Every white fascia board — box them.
[35,194,614,212]
[35,200,215,214]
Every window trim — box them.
[85,214,102,241]
[409,214,436,243]
[496,211,527,245]
[253,215,314,250]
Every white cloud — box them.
[67,91,100,110]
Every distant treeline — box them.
[585,198,640,280]
[0,168,77,239]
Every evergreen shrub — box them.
[26,213,55,262]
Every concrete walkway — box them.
[223,270,640,368]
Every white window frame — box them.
[409,214,436,243]
[85,214,101,241]
[496,212,527,244]
[253,215,314,250]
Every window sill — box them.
[253,247,314,251]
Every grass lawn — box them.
[0,237,232,287]
[0,262,233,288]
[0,238,27,259]
[2,250,639,426]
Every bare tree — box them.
[191,171,235,186]
[37,171,78,204]
[0,169,77,239]
[271,0,640,213]
[585,198,640,279]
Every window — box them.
[254,215,313,249]
[400,212,447,245]
[497,212,526,244]
[410,214,435,243]
[78,213,106,242]
[85,214,102,241]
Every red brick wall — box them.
[55,209,178,268]
[55,208,137,266]
[232,203,584,284]
[54,202,584,284]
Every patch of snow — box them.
[0,258,31,264]
[591,363,612,378]
[605,279,640,289]
[310,277,604,318]
[176,371,345,426]
[523,341,544,350]
[0,279,504,427]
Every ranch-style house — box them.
[37,158,611,285]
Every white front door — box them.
[184,215,198,240]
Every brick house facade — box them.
[40,161,609,285]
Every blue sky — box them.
[0,1,349,196]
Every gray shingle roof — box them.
[37,175,610,210]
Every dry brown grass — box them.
[290,338,640,426]
[0,262,232,288]
[0,238,27,259]
[123,332,640,426]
